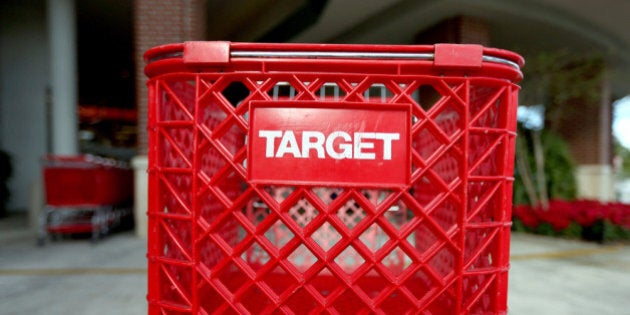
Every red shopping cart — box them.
[144,42,523,314]
[38,155,133,245]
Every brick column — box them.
[415,16,490,45]
[132,0,206,237]
[551,76,611,166]
[134,0,206,155]
[551,69,614,201]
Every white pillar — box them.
[576,165,615,202]
[47,0,78,155]
[131,155,148,238]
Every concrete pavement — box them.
[1,213,629,315]
[508,233,630,315]
[0,215,146,315]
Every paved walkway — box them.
[508,233,630,315]
[1,214,629,314]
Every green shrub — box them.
[513,125,577,205]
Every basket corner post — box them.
[183,41,231,65]
[433,43,484,69]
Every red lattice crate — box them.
[145,42,523,314]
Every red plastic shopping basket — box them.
[145,42,523,314]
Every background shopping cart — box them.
[38,155,133,245]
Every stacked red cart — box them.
[38,155,133,244]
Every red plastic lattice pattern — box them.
[147,43,521,314]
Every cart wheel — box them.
[91,230,101,244]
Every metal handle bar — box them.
[230,50,521,70]
[150,46,520,70]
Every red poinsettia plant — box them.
[512,200,630,242]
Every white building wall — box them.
[0,1,49,211]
